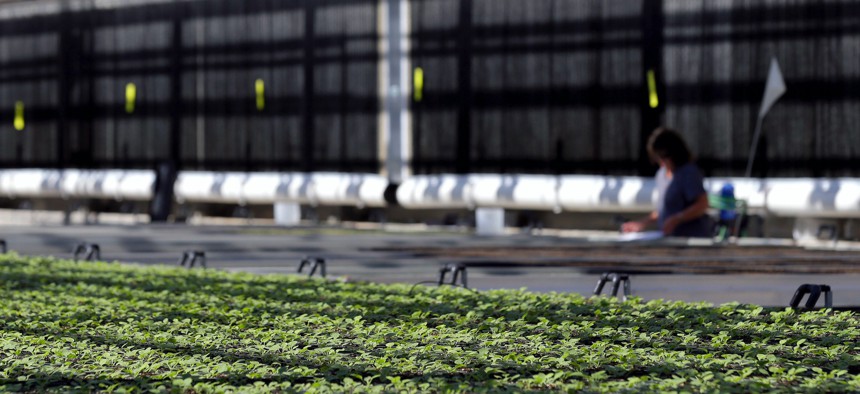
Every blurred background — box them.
[0,0,857,240]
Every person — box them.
[621,128,672,234]
[623,127,711,237]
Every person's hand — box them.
[622,221,645,233]
[662,214,682,235]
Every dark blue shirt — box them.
[658,163,711,237]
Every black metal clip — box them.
[298,257,326,278]
[790,284,833,309]
[73,243,101,261]
[0,239,6,253]
[438,263,468,288]
[593,272,631,301]
[179,250,206,268]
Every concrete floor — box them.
[0,222,858,308]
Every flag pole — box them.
[737,110,764,241]
[735,58,784,241]
[745,58,786,178]
[744,115,764,178]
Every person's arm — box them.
[623,167,667,233]
[622,210,658,233]
[662,193,708,235]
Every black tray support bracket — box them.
[790,284,833,309]
[439,263,468,288]
[73,243,101,261]
[179,250,206,268]
[593,272,631,301]
[298,256,327,278]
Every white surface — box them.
[8,168,860,222]
[475,207,505,236]
[0,169,154,201]
[174,171,388,207]
[619,230,664,242]
[274,203,301,226]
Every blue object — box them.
[719,183,736,221]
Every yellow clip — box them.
[125,83,137,114]
[255,79,265,111]
[13,101,24,131]
[647,69,659,109]
[413,67,424,102]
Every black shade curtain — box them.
[0,0,380,172]
[662,0,860,177]
[412,0,860,177]
[0,4,60,168]
[0,0,858,177]
[410,0,644,175]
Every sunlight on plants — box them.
[0,253,858,392]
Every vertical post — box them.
[57,0,71,169]
[456,0,472,174]
[170,15,183,166]
[150,10,184,223]
[81,8,95,168]
[744,116,764,178]
[195,15,206,168]
[386,0,410,184]
[639,0,663,176]
[340,36,348,171]
[302,3,316,172]
[150,161,176,222]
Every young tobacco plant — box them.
[0,253,859,392]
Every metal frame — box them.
[593,272,632,301]
[789,284,833,309]
[73,243,101,261]
[298,256,327,278]
[178,250,207,268]
[438,263,468,288]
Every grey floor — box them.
[0,223,857,308]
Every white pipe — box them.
[59,169,155,200]
[240,172,281,205]
[174,171,388,208]
[398,174,656,212]
[0,169,62,198]
[8,169,860,219]
[398,174,860,219]
[0,169,154,201]
[302,172,388,208]
[765,178,860,218]
[395,174,473,209]
[173,172,222,204]
[470,174,559,211]
[274,173,316,205]
[557,175,655,213]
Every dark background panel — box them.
[0,0,380,173]
[410,0,645,175]
[662,0,860,177]
[0,0,857,178]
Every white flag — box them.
[758,58,786,119]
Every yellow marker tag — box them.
[647,69,659,109]
[413,67,424,102]
[13,101,24,131]
[125,83,137,114]
[255,79,265,111]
